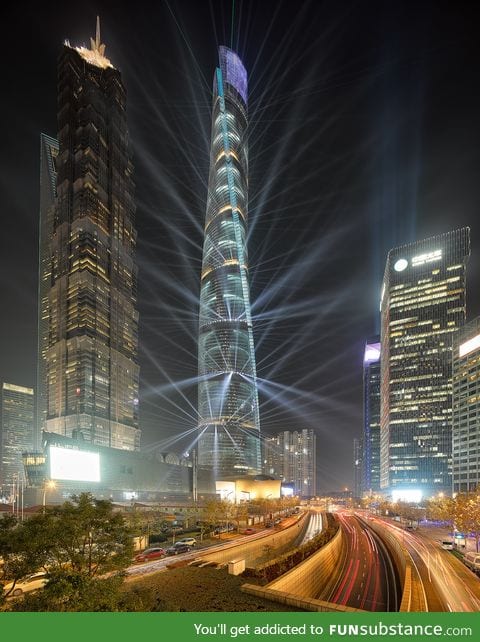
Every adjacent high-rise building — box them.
[380,228,470,497]
[264,429,317,497]
[0,383,34,491]
[452,317,480,493]
[44,20,140,450]
[362,337,381,494]
[37,133,59,448]
[353,437,363,498]
[197,46,261,477]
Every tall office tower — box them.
[0,383,34,491]
[37,134,59,448]
[353,437,363,498]
[380,228,470,497]
[264,429,317,497]
[44,20,140,450]
[197,46,261,477]
[362,337,381,494]
[452,317,480,493]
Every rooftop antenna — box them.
[90,15,106,56]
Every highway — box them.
[298,510,323,546]
[318,513,399,611]
[370,517,480,612]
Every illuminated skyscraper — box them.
[452,317,480,493]
[44,20,140,450]
[197,46,261,477]
[380,228,470,497]
[264,429,317,497]
[0,383,34,491]
[362,337,381,494]
[353,437,363,498]
[37,133,58,448]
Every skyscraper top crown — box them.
[218,46,247,103]
[65,16,114,70]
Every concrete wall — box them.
[267,526,344,597]
[200,513,308,566]
[242,515,423,613]
[240,526,363,612]
[241,584,364,612]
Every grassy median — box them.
[124,565,300,612]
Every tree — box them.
[231,503,248,532]
[10,572,127,612]
[454,492,480,552]
[0,513,46,600]
[2,493,134,611]
[200,498,226,537]
[426,496,455,526]
[29,493,133,577]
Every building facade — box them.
[264,429,317,497]
[362,337,381,494]
[452,317,480,493]
[0,383,34,492]
[197,46,261,477]
[353,437,363,498]
[37,133,59,448]
[22,432,192,505]
[380,228,470,497]
[44,21,140,450]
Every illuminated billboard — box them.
[49,446,101,482]
[391,489,422,504]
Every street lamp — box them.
[42,479,56,513]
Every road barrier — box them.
[200,513,309,567]
[242,526,367,612]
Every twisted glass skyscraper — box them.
[197,46,261,477]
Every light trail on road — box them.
[319,513,399,611]
[368,516,480,612]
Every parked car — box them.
[176,537,196,547]
[135,547,166,562]
[4,572,47,596]
[464,552,480,573]
[243,528,255,535]
[166,544,192,556]
[441,540,454,550]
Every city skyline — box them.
[1,1,480,490]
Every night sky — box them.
[1,1,479,491]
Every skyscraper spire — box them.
[96,15,101,47]
[70,15,112,69]
[90,15,106,57]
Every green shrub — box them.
[245,519,339,583]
